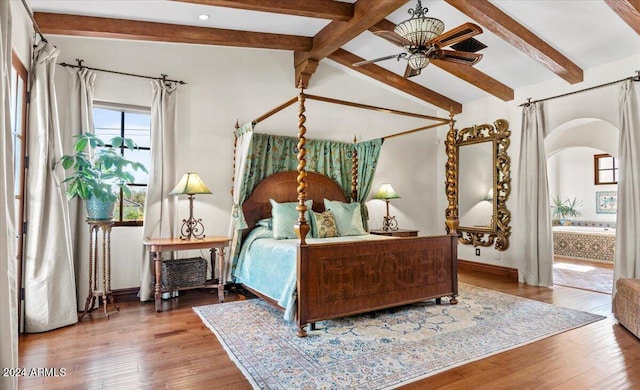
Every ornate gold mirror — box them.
[451,119,511,250]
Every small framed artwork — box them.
[596,191,617,214]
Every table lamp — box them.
[373,183,401,231]
[170,172,212,240]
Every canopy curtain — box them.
[354,138,383,229]
[614,79,640,291]
[65,66,96,307]
[139,80,179,301]
[227,122,253,280]
[0,0,18,386]
[228,131,382,275]
[23,41,78,332]
[515,102,554,286]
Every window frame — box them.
[11,51,28,333]
[593,153,618,185]
[93,101,151,227]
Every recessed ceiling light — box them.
[198,14,209,20]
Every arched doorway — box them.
[545,118,618,293]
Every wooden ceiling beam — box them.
[170,0,354,21]
[369,20,514,101]
[604,0,640,35]
[294,0,408,86]
[329,49,462,114]
[34,12,312,51]
[445,0,583,84]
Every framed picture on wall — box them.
[596,191,617,214]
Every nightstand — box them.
[143,236,230,312]
[370,229,419,237]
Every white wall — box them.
[46,35,449,294]
[437,53,640,269]
[547,146,617,223]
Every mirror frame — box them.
[446,119,511,251]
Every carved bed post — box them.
[351,136,358,201]
[294,80,310,246]
[444,109,459,236]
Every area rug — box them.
[194,283,604,389]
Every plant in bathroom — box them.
[551,195,583,223]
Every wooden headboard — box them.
[242,170,348,234]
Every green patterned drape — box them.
[355,138,383,229]
[229,131,383,276]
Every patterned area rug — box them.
[194,283,604,389]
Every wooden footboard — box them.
[296,235,458,336]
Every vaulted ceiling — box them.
[28,0,640,114]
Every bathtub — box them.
[552,225,615,263]
[552,226,616,234]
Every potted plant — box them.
[551,195,582,225]
[56,132,148,220]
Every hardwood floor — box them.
[19,271,640,389]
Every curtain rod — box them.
[58,60,187,85]
[20,0,47,43]
[519,70,640,107]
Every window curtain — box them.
[228,132,382,275]
[23,41,78,332]
[65,66,96,307]
[614,79,640,291]
[0,0,18,386]
[515,102,554,286]
[139,80,179,301]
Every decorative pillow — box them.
[270,199,313,239]
[312,210,338,238]
[323,199,367,236]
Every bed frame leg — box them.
[450,295,458,305]
[435,297,442,305]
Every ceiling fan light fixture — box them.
[394,0,445,47]
[408,52,429,70]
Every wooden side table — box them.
[79,220,119,321]
[370,229,419,237]
[142,236,230,312]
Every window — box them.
[594,153,618,185]
[93,103,151,225]
[10,52,27,199]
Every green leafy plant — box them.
[56,132,148,203]
[551,195,583,220]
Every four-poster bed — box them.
[231,86,460,337]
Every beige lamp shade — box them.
[169,173,212,195]
[373,183,401,200]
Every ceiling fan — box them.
[354,0,485,78]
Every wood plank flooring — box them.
[19,271,640,389]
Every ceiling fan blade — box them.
[404,64,421,78]
[352,53,406,67]
[373,30,413,47]
[430,22,483,48]
[437,50,483,66]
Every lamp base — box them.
[382,216,399,231]
[179,195,206,240]
[179,217,206,240]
